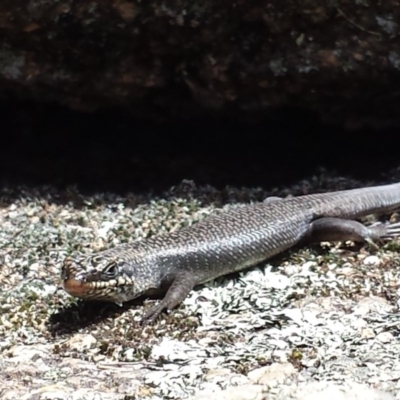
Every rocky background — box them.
[0,1,399,127]
[1,1,400,400]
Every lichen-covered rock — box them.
[0,1,400,126]
[1,175,400,398]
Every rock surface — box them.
[1,175,400,399]
[0,1,400,126]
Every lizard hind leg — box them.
[307,217,400,243]
[368,221,400,239]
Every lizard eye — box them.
[104,263,118,277]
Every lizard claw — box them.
[140,302,167,325]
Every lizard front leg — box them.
[141,270,198,324]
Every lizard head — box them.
[61,254,136,305]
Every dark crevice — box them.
[0,100,398,194]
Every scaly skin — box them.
[61,182,400,323]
